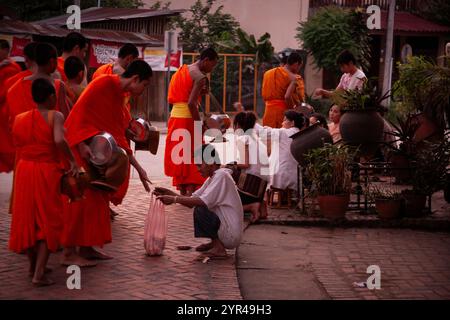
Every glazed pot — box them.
[339,110,384,156]
[317,194,350,220]
[375,198,403,220]
[290,124,333,166]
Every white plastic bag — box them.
[144,194,168,256]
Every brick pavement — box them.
[238,225,450,300]
[0,179,242,300]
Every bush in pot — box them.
[367,186,403,220]
[403,138,450,217]
[305,144,355,220]
[331,79,389,157]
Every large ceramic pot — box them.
[317,194,349,220]
[290,124,333,166]
[375,198,403,220]
[339,110,385,156]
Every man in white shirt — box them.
[154,144,244,258]
[314,50,367,98]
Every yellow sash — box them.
[170,102,192,118]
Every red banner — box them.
[10,37,31,57]
[165,50,181,68]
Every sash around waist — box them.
[18,145,58,163]
[265,100,288,109]
[170,102,192,119]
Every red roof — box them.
[378,11,450,34]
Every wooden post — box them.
[223,55,227,113]
[238,56,243,103]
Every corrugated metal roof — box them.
[0,19,164,46]
[378,11,450,34]
[36,7,184,27]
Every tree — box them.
[169,0,240,52]
[416,0,450,26]
[149,1,171,10]
[296,6,371,77]
[0,0,144,22]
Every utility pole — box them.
[382,0,396,107]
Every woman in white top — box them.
[233,111,269,222]
[263,110,308,191]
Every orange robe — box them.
[6,78,63,131]
[90,63,131,205]
[92,63,113,81]
[262,67,305,128]
[164,64,206,190]
[9,109,63,253]
[0,60,22,172]
[56,57,67,82]
[63,74,131,247]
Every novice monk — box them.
[9,78,80,287]
[64,56,85,106]
[0,39,22,172]
[92,43,139,80]
[6,42,70,126]
[262,52,305,128]
[164,47,219,196]
[156,144,243,258]
[62,60,152,265]
[56,32,88,83]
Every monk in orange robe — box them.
[91,43,140,208]
[1,42,38,173]
[56,31,87,84]
[64,56,85,106]
[6,42,70,129]
[92,43,139,80]
[262,52,305,128]
[164,48,219,196]
[62,60,152,264]
[0,39,22,173]
[9,78,80,286]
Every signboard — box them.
[0,34,32,62]
[143,47,182,72]
[89,39,144,68]
[164,31,178,54]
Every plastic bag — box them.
[144,194,168,256]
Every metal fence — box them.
[183,53,259,114]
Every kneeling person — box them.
[155,144,243,257]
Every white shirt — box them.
[236,133,270,180]
[193,168,244,249]
[337,69,366,91]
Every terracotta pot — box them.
[411,113,442,143]
[375,199,403,220]
[402,192,427,217]
[290,124,333,166]
[317,194,349,220]
[339,110,384,157]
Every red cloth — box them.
[0,60,22,173]
[62,74,130,247]
[164,64,206,189]
[56,57,67,82]
[9,110,63,253]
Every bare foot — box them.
[195,242,214,252]
[29,267,52,277]
[32,276,55,287]
[259,201,268,220]
[203,247,228,259]
[61,254,97,267]
[79,247,113,260]
[245,202,261,223]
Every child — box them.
[64,55,85,106]
[9,78,80,286]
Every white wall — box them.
[145,0,309,51]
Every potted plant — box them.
[331,79,389,157]
[367,186,403,220]
[305,144,355,220]
[385,115,420,183]
[395,56,449,141]
[403,138,450,217]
